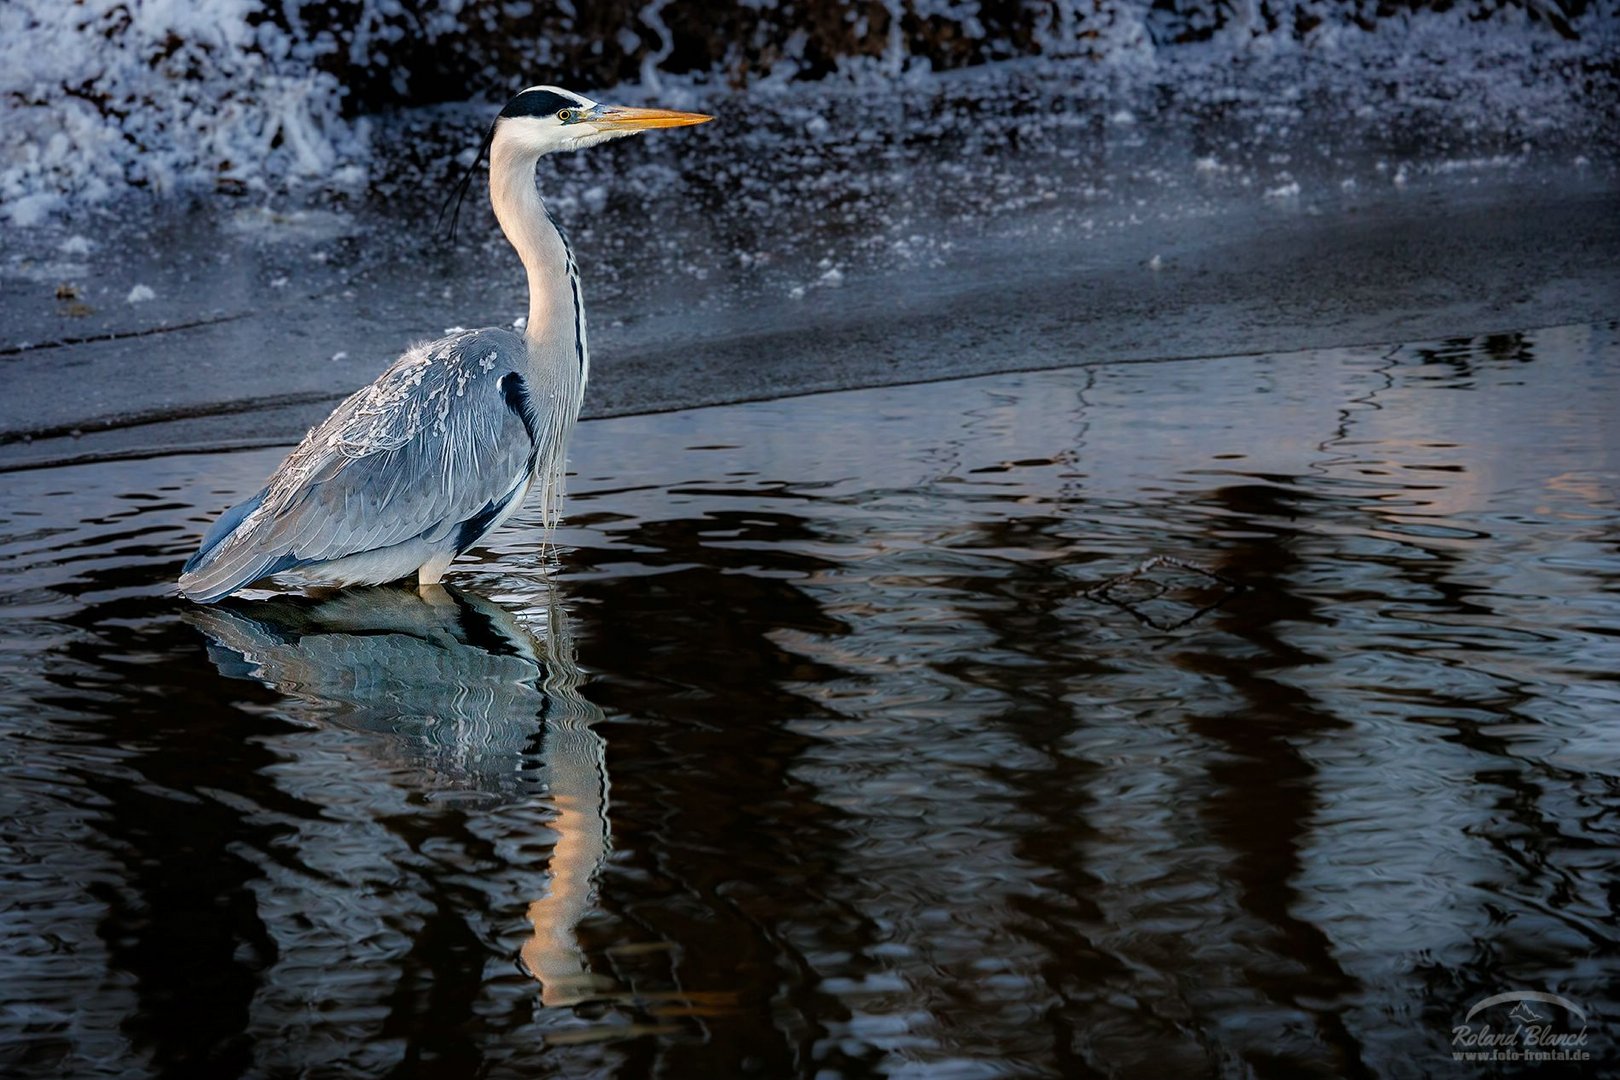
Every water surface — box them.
[1,325,1617,1077]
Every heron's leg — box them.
[417,551,454,588]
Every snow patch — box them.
[125,284,156,303]
[229,208,355,242]
[3,193,64,227]
[1,0,366,216]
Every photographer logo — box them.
[1452,991,1593,1064]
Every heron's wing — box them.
[185,329,548,595]
[267,329,546,559]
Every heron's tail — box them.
[179,488,285,604]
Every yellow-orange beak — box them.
[588,105,713,131]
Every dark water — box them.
[1,325,1617,1077]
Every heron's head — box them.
[493,85,712,157]
[440,85,710,241]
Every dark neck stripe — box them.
[545,205,587,375]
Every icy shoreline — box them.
[3,2,1615,224]
[4,3,1616,473]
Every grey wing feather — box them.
[182,329,548,599]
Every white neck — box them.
[488,137,574,350]
[484,130,590,527]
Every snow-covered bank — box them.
[0,1,370,224]
[1,0,1615,223]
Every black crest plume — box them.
[437,119,498,244]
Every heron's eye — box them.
[557,108,579,123]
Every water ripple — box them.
[0,325,1617,1075]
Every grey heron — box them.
[179,86,710,603]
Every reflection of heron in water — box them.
[187,583,612,1005]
